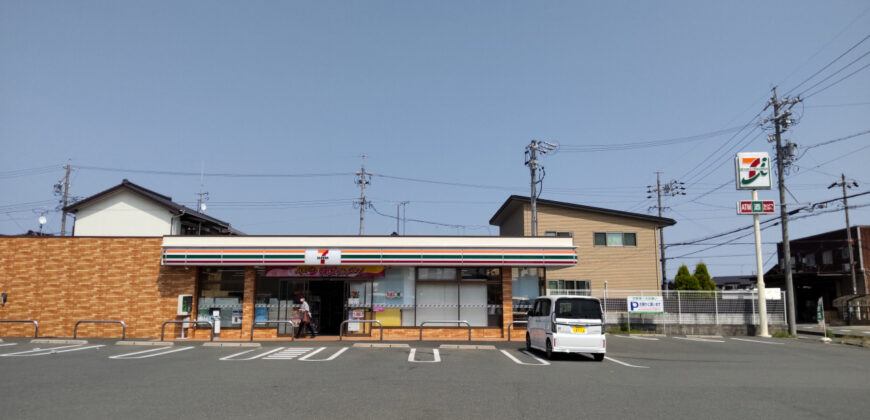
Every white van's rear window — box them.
[555,298,602,319]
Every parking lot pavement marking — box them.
[219,347,286,361]
[0,343,17,348]
[408,348,441,363]
[840,329,852,332]
[674,337,725,343]
[109,346,194,359]
[262,347,314,360]
[500,349,550,366]
[730,338,784,345]
[604,356,648,369]
[1,344,91,357]
[607,334,659,341]
[299,346,349,362]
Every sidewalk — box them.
[797,323,870,337]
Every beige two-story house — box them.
[490,195,676,297]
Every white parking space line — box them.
[0,343,17,348]
[674,337,725,343]
[604,356,648,368]
[408,348,441,363]
[609,335,659,341]
[220,347,286,361]
[863,332,870,335]
[500,349,550,366]
[299,347,349,362]
[840,329,852,332]
[263,347,313,360]
[1,344,88,357]
[109,346,193,359]
[731,338,784,345]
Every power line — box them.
[803,128,870,150]
[785,34,870,96]
[76,165,354,178]
[556,126,744,152]
[803,60,870,99]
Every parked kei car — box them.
[526,295,606,360]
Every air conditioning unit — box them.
[842,263,851,273]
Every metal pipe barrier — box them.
[0,319,39,338]
[419,320,471,341]
[161,320,214,342]
[339,320,383,341]
[250,320,297,341]
[506,321,528,342]
[74,320,127,340]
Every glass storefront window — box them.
[415,267,502,327]
[512,267,544,322]
[373,267,415,326]
[198,268,245,330]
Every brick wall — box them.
[0,237,194,339]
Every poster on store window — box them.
[347,309,365,332]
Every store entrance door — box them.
[308,280,345,335]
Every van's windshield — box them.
[555,298,602,319]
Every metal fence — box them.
[547,289,787,326]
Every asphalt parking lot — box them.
[0,335,867,420]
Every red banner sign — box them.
[737,200,775,214]
[265,266,385,278]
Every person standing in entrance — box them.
[295,297,315,338]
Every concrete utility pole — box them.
[395,201,409,235]
[829,174,859,295]
[766,86,801,336]
[59,164,71,236]
[524,140,557,236]
[355,155,371,235]
[647,172,685,290]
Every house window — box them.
[545,231,573,238]
[594,232,637,247]
[547,279,591,296]
[822,250,833,265]
[804,254,816,267]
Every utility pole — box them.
[354,155,371,235]
[395,201,409,235]
[59,164,71,236]
[765,86,801,336]
[829,174,859,295]
[524,140,557,236]
[647,172,685,290]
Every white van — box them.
[526,295,606,360]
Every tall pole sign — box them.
[736,152,773,337]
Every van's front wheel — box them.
[525,333,532,351]
[545,339,553,360]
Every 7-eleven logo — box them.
[736,152,771,190]
[305,249,341,265]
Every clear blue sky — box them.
[2,1,868,279]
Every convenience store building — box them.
[0,235,575,340]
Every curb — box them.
[440,344,496,350]
[31,339,88,345]
[353,343,410,348]
[202,342,261,348]
[116,341,174,346]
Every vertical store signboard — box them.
[735,152,772,190]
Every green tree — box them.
[674,264,700,290]
[694,262,716,291]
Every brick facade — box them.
[0,237,194,339]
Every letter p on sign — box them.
[630,302,639,311]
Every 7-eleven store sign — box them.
[305,249,341,265]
